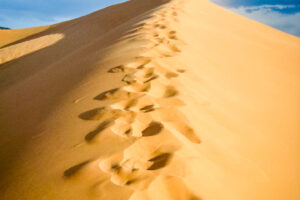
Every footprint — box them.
[147,153,172,170]
[94,88,119,101]
[107,65,125,73]
[160,25,167,29]
[168,30,177,40]
[94,88,138,101]
[140,105,155,113]
[125,178,139,186]
[132,67,157,83]
[111,97,141,111]
[111,112,136,137]
[142,121,164,137]
[153,33,159,38]
[164,86,178,98]
[123,82,151,93]
[154,24,166,29]
[144,68,155,78]
[168,31,178,40]
[165,72,178,79]
[100,158,142,187]
[99,129,181,189]
[130,113,154,137]
[79,107,122,121]
[169,44,181,53]
[160,53,174,58]
[144,108,155,113]
[169,35,178,40]
[176,69,186,73]
[144,75,159,83]
[122,74,137,85]
[137,65,145,70]
[79,108,106,120]
[64,160,91,178]
[85,119,115,142]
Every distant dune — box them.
[0,0,299,200]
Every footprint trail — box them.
[65,0,201,199]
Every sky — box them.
[0,0,127,29]
[0,0,299,37]
[211,0,300,37]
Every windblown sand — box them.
[0,0,299,200]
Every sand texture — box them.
[0,0,299,199]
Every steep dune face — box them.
[0,0,299,200]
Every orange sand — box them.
[0,0,299,200]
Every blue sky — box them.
[0,0,127,29]
[212,0,300,37]
[0,0,299,37]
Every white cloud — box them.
[244,4,297,10]
[225,5,300,37]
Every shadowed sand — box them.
[64,160,91,178]
[0,0,299,200]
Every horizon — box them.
[0,0,299,37]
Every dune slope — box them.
[0,0,299,200]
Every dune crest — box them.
[0,0,299,200]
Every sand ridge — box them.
[0,0,299,199]
[65,1,202,199]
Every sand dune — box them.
[0,0,299,200]
[0,26,50,48]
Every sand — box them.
[0,0,299,199]
[0,25,50,48]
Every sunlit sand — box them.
[0,0,299,199]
